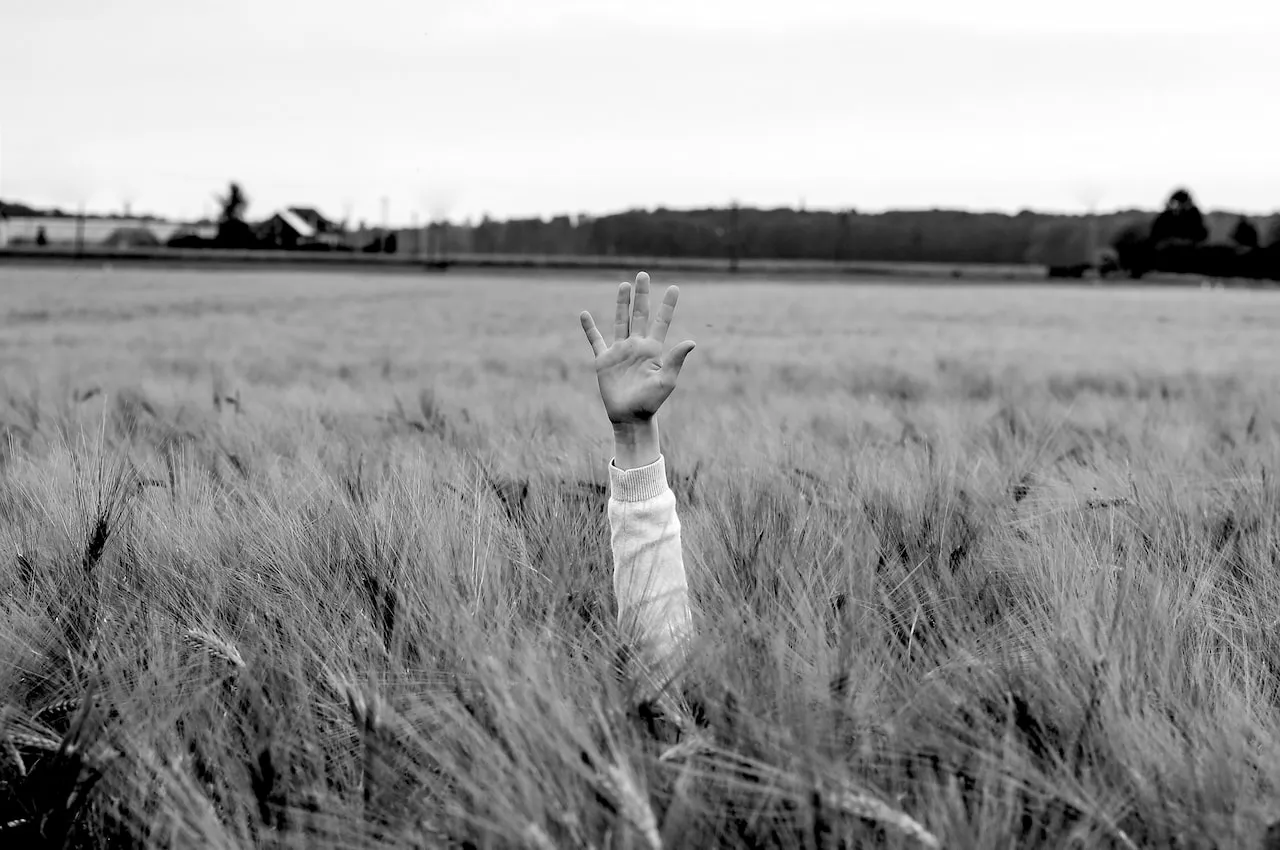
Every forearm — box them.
[607,423,692,675]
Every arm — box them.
[608,420,691,673]
[579,272,696,675]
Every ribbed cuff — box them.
[609,454,671,502]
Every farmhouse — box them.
[257,207,345,249]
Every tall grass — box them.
[1,368,1279,849]
[4,270,1280,847]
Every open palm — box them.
[580,272,695,425]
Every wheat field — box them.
[2,266,1280,848]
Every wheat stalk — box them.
[4,730,61,753]
[183,629,244,668]
[344,681,385,735]
[659,736,939,850]
[602,763,663,850]
[520,822,557,850]
[825,779,940,849]
[35,697,85,722]
[339,678,414,742]
[3,739,25,777]
[659,732,715,764]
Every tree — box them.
[1025,219,1092,273]
[1111,221,1154,279]
[1230,216,1259,249]
[215,182,255,248]
[218,182,248,224]
[1149,187,1208,246]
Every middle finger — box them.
[631,271,651,337]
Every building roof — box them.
[287,207,334,232]
[274,208,316,239]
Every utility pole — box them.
[728,200,740,274]
[437,218,449,267]
[75,201,85,256]
[1087,203,1099,279]
[835,208,851,263]
[376,196,387,253]
[1075,182,1104,278]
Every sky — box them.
[2,0,1279,224]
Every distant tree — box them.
[1025,219,1092,273]
[1264,220,1280,282]
[1230,216,1259,249]
[473,215,499,254]
[215,181,255,248]
[35,227,48,246]
[1,200,52,217]
[167,231,212,249]
[218,182,248,223]
[1110,221,1154,278]
[1149,187,1209,246]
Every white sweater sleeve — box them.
[607,454,692,674]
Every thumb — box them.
[664,340,696,380]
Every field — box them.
[3,266,1280,848]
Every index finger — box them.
[580,311,607,356]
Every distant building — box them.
[165,223,219,246]
[102,226,162,248]
[256,207,345,248]
[0,216,192,247]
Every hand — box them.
[579,271,695,426]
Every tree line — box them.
[10,183,1280,280]
[413,189,1280,280]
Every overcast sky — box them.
[3,0,1278,224]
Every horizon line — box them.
[3,195,1279,228]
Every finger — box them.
[580,311,607,357]
[663,340,696,381]
[613,282,632,342]
[631,271,651,337]
[649,285,680,343]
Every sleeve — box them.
[607,454,692,676]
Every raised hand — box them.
[580,271,695,426]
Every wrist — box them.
[612,419,660,470]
